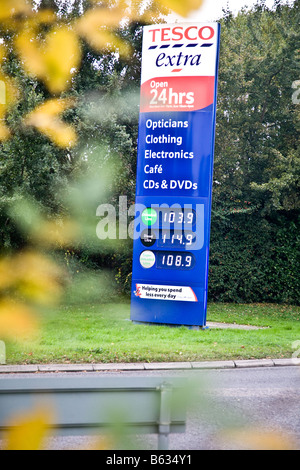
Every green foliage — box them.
[113,1,300,305]
[214,1,299,214]
[205,0,300,304]
[0,0,299,305]
[209,212,300,304]
[6,301,300,364]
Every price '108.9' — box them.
[157,251,195,270]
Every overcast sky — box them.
[169,0,295,22]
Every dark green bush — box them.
[208,213,299,304]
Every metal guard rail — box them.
[0,376,187,450]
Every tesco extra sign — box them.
[148,25,215,43]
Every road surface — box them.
[0,366,299,450]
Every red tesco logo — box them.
[149,26,215,43]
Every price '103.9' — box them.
[160,208,196,226]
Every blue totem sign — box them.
[131,23,221,327]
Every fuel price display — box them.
[141,229,196,248]
[156,251,195,270]
[131,22,220,328]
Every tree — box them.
[214,0,299,216]
[0,0,208,341]
[0,0,159,249]
[208,0,300,304]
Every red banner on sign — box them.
[140,76,215,113]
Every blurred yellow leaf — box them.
[155,0,204,16]
[77,7,124,30]
[0,72,20,141]
[42,27,81,94]
[0,0,31,20]
[32,219,80,248]
[16,26,81,94]
[0,251,63,306]
[223,428,298,450]
[76,9,132,57]
[0,257,15,290]
[15,29,46,78]
[0,43,6,64]
[0,121,11,141]
[31,9,56,26]
[0,299,38,340]
[14,251,63,305]
[0,72,20,108]
[5,408,51,451]
[24,98,77,148]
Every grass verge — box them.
[5,301,300,365]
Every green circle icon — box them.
[142,208,157,226]
[140,251,156,269]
